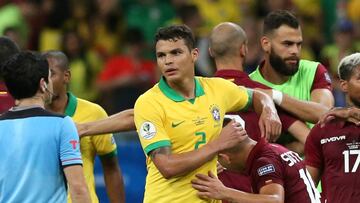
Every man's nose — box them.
[165,55,173,64]
[290,44,301,56]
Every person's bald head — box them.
[209,22,247,60]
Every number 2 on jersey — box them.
[195,132,206,149]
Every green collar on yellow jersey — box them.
[65,92,77,117]
[159,77,205,103]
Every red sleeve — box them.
[304,123,324,169]
[251,157,284,192]
[311,64,332,91]
[278,108,297,132]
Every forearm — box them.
[280,94,330,123]
[69,186,91,203]
[103,167,125,203]
[64,166,91,203]
[222,188,282,203]
[287,120,310,144]
[252,89,277,115]
[80,109,135,136]
[152,142,219,179]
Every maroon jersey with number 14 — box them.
[215,69,298,195]
[305,121,360,203]
[246,139,320,203]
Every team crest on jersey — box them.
[139,122,156,140]
[257,164,275,176]
[209,104,221,122]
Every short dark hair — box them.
[155,25,195,51]
[1,51,49,99]
[0,36,20,66]
[263,10,299,35]
[42,50,69,71]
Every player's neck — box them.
[15,94,45,109]
[236,138,257,171]
[215,57,245,72]
[261,59,289,84]
[346,96,360,109]
[48,92,68,114]
[168,77,195,100]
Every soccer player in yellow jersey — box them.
[133,25,282,203]
[43,51,125,203]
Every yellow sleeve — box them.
[91,106,117,156]
[134,94,171,156]
[218,78,252,112]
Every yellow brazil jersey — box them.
[134,77,252,203]
[65,92,117,203]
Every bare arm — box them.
[285,120,310,155]
[77,109,135,137]
[280,92,331,123]
[306,165,321,186]
[287,120,310,144]
[63,165,91,203]
[150,121,247,179]
[100,155,125,203]
[251,89,282,140]
[257,88,333,123]
[192,171,284,203]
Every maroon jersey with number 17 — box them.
[305,121,360,203]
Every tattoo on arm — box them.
[150,147,171,160]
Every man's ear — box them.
[218,153,230,164]
[40,78,47,92]
[261,36,271,53]
[64,70,71,84]
[191,48,199,63]
[240,43,248,58]
[339,79,348,93]
[208,47,214,58]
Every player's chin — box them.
[164,74,181,83]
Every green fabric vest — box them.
[250,59,319,141]
[250,59,319,103]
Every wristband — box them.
[272,89,283,105]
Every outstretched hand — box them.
[191,171,226,200]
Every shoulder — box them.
[198,76,240,90]
[299,59,320,69]
[252,155,280,177]
[134,84,165,115]
[135,84,161,105]
[76,98,107,116]
[0,108,66,120]
[198,76,230,84]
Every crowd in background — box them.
[1,0,359,113]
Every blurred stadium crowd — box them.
[1,0,359,113]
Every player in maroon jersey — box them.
[209,22,325,196]
[192,118,320,203]
[305,53,360,203]
[0,37,19,113]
